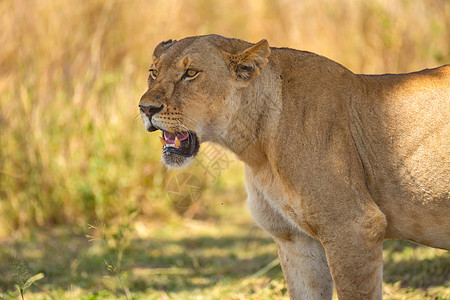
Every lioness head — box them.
[139,35,270,168]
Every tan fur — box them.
[139,34,450,299]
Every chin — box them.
[161,152,196,169]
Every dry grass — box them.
[0,0,449,298]
[1,0,448,235]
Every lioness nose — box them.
[139,104,164,117]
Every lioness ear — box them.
[224,39,271,85]
[153,39,177,59]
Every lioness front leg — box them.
[317,203,387,300]
[246,177,333,299]
[275,233,333,300]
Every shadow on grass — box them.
[120,233,280,293]
[383,240,450,288]
[0,226,279,294]
[0,228,448,295]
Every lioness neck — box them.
[216,64,283,167]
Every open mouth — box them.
[159,131,199,158]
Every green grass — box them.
[0,206,448,299]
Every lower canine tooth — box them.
[175,137,180,147]
[159,136,167,146]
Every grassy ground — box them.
[1,0,449,299]
[0,202,449,299]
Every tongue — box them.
[164,132,189,144]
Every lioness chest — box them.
[245,164,317,239]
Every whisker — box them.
[176,119,191,132]
[182,115,200,128]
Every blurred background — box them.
[0,0,449,299]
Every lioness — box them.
[139,34,449,299]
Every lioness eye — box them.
[185,69,198,78]
[149,69,159,79]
